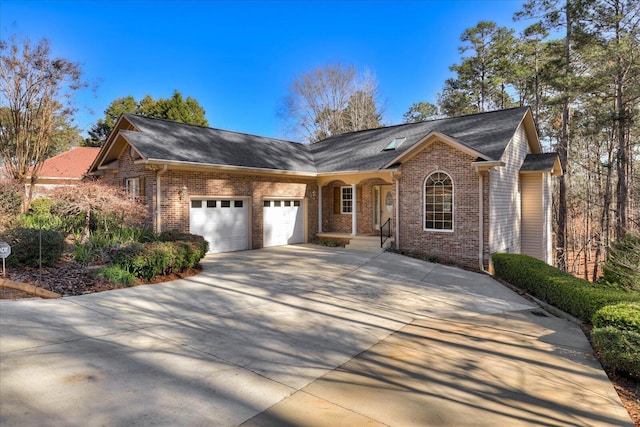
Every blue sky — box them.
[1,0,535,141]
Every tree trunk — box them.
[555,1,572,270]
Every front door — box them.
[374,185,393,230]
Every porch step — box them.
[345,235,393,253]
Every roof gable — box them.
[310,107,533,172]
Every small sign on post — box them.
[0,242,11,277]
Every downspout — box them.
[478,171,487,273]
[394,172,400,249]
[317,184,323,233]
[156,164,168,233]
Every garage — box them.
[190,198,249,253]
[263,199,304,247]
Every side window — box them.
[341,186,353,214]
[424,172,453,231]
[125,177,144,201]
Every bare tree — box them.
[0,36,86,207]
[282,64,383,143]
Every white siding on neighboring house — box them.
[542,173,553,264]
[489,125,530,255]
[521,174,543,260]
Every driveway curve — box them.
[0,245,632,426]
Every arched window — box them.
[424,172,453,231]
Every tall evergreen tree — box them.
[85,91,208,146]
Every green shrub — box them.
[97,265,137,286]
[158,230,209,260]
[16,198,64,231]
[492,253,640,322]
[0,227,65,267]
[111,233,206,281]
[592,303,640,332]
[602,234,640,292]
[591,326,640,378]
[159,230,208,256]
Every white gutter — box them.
[135,158,317,177]
[156,164,168,233]
[317,184,323,233]
[478,173,486,272]
[395,174,400,248]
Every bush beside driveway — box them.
[0,245,633,427]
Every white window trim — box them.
[423,171,454,232]
[341,186,353,214]
[125,177,140,201]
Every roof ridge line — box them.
[313,106,530,144]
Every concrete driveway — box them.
[0,245,632,426]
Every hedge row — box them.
[0,228,65,268]
[591,327,640,378]
[491,253,639,323]
[110,233,208,281]
[591,303,640,377]
[492,253,640,378]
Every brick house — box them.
[89,107,560,271]
[27,147,100,197]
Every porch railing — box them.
[380,218,392,248]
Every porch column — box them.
[351,183,357,236]
[395,175,400,248]
[317,184,323,233]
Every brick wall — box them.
[321,178,393,235]
[101,149,155,227]
[160,170,318,248]
[101,149,318,248]
[398,140,483,270]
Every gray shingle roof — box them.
[520,153,560,172]
[310,107,531,172]
[122,114,317,173]
[117,107,532,174]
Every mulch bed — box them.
[4,261,201,297]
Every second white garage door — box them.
[263,199,304,247]
[190,199,249,253]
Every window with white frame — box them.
[125,177,142,201]
[341,186,353,214]
[424,172,453,231]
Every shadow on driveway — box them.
[0,244,632,426]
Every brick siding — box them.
[101,149,318,248]
[398,140,484,270]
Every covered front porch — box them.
[315,170,399,250]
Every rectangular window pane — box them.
[274,200,281,207]
[293,200,300,207]
[341,186,353,214]
[234,200,243,208]
[207,200,216,208]
[191,200,202,208]
[264,200,271,207]
[284,200,291,207]
[221,200,231,208]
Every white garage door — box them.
[263,199,304,247]
[190,199,249,253]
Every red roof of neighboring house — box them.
[31,147,101,179]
